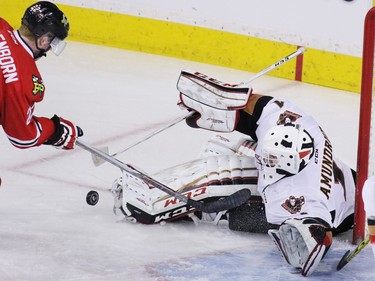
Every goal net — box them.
[354,6,375,244]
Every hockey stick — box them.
[240,47,305,86]
[93,47,306,166]
[336,237,370,270]
[96,47,305,165]
[77,139,251,213]
[92,111,195,166]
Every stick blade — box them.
[336,250,350,271]
[91,146,109,166]
[190,188,251,213]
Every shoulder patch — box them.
[281,195,307,214]
[277,110,302,125]
[32,75,45,98]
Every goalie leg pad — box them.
[268,218,332,276]
[111,155,258,224]
[199,134,248,157]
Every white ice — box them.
[0,42,373,281]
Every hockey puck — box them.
[86,190,99,206]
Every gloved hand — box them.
[269,218,332,276]
[44,115,83,150]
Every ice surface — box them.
[0,42,373,280]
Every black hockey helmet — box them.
[21,1,69,40]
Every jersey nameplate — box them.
[0,33,19,84]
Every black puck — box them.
[86,190,99,206]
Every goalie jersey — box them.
[243,97,356,230]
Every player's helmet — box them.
[22,1,69,39]
[258,124,314,185]
[22,1,69,56]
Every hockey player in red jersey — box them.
[0,1,82,151]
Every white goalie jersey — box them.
[174,69,355,232]
[253,98,356,229]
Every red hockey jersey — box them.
[0,18,55,148]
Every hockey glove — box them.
[268,218,332,276]
[44,115,83,150]
[177,70,252,132]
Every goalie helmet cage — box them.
[354,6,375,244]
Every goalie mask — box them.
[258,124,314,185]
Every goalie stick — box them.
[92,47,306,166]
[77,139,251,213]
[240,47,305,86]
[336,237,370,271]
[92,111,195,166]
[177,47,305,91]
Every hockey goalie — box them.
[109,70,357,277]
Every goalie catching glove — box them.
[44,115,83,150]
[177,71,252,132]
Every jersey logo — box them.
[32,75,45,98]
[61,15,69,27]
[281,195,306,214]
[277,110,302,125]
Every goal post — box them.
[353,6,375,244]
